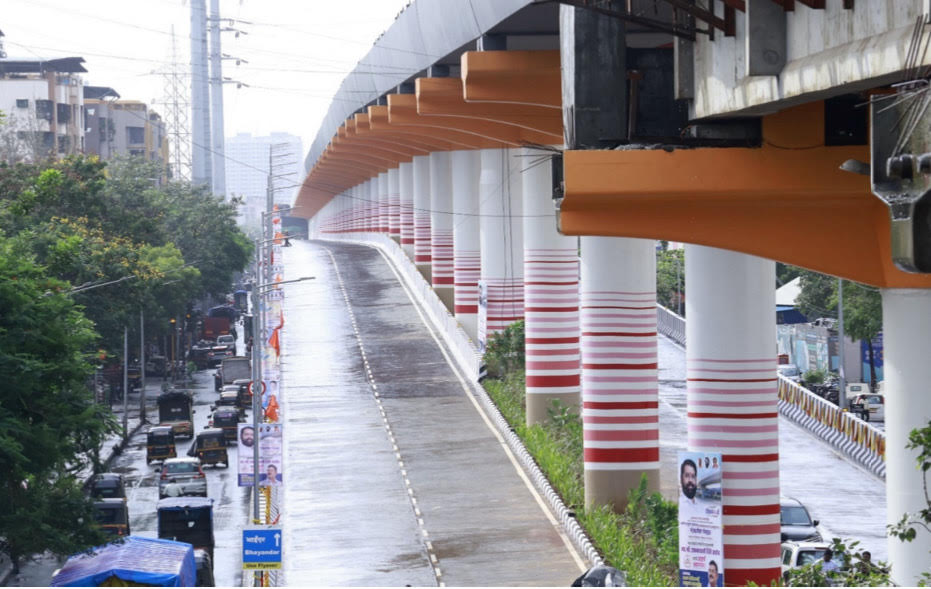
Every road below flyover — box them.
[278,240,586,586]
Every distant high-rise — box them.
[225,132,302,231]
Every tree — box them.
[656,248,684,314]
[0,235,116,572]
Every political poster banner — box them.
[678,451,724,587]
[258,423,283,487]
[237,423,257,486]
[238,423,283,487]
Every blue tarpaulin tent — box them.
[50,536,196,587]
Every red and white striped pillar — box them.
[479,148,524,344]
[580,236,658,508]
[388,167,400,243]
[378,171,389,234]
[451,150,481,342]
[685,244,780,587]
[351,185,363,234]
[369,178,379,233]
[430,151,454,311]
[413,155,432,281]
[523,149,579,426]
[399,162,415,260]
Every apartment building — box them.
[225,132,303,231]
[84,88,169,181]
[0,56,86,161]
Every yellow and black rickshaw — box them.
[188,428,229,468]
[93,498,131,538]
[146,425,177,464]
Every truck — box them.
[201,316,231,342]
[214,356,251,392]
[157,390,194,438]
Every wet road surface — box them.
[279,240,585,586]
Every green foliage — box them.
[802,369,826,385]
[777,263,803,288]
[483,377,678,585]
[483,320,525,378]
[656,248,684,313]
[0,235,115,564]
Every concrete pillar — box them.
[369,178,379,233]
[413,155,432,281]
[479,148,524,344]
[523,149,580,426]
[452,150,481,342]
[378,171,389,234]
[559,0,627,149]
[350,185,361,234]
[388,167,401,243]
[580,236,658,508]
[400,162,415,259]
[685,245,780,587]
[882,288,931,586]
[430,151,454,311]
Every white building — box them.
[0,56,86,162]
[225,132,302,232]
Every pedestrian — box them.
[820,548,840,574]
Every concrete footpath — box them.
[1,378,165,586]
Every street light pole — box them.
[122,326,129,439]
[838,278,847,410]
[140,310,146,423]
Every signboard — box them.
[678,451,724,587]
[238,423,283,487]
[242,526,282,570]
[477,280,487,354]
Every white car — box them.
[778,364,801,383]
[850,393,885,422]
[159,457,208,498]
[781,541,844,581]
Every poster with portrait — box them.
[258,423,284,487]
[238,423,284,487]
[678,451,724,587]
[238,423,257,486]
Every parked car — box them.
[780,497,821,542]
[781,541,843,581]
[778,364,802,383]
[159,457,208,498]
[850,393,885,422]
[89,473,126,502]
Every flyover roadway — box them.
[279,240,586,586]
[278,238,889,584]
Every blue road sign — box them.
[242,527,282,570]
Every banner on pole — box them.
[678,451,724,587]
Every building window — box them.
[129,149,144,157]
[35,100,53,121]
[15,99,29,109]
[58,135,71,153]
[57,103,71,124]
[127,126,145,145]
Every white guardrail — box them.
[655,304,886,479]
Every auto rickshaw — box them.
[232,378,252,409]
[210,408,241,443]
[146,426,177,464]
[188,428,229,468]
[157,497,215,562]
[93,498,131,538]
[89,473,126,501]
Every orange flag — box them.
[268,327,280,356]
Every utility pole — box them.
[140,310,147,423]
[209,0,227,199]
[122,326,129,439]
[837,278,847,409]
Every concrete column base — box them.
[527,391,581,426]
[435,286,454,314]
[391,235,400,245]
[416,264,433,284]
[585,468,659,511]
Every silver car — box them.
[159,457,208,498]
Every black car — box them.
[780,497,821,542]
[89,472,126,501]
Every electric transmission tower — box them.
[161,26,192,182]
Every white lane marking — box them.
[373,246,588,573]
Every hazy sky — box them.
[3,0,412,166]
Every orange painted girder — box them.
[560,147,931,289]
[461,50,561,108]
[416,77,562,140]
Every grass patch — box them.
[484,372,678,586]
